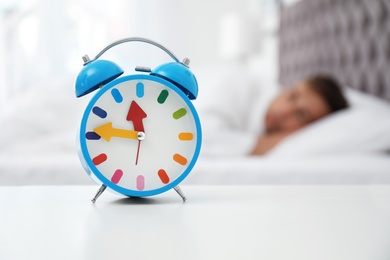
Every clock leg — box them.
[91,184,107,203]
[174,185,187,202]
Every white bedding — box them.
[1,67,390,186]
[0,152,389,185]
[191,154,390,185]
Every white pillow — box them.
[267,88,390,157]
[193,64,278,157]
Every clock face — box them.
[78,74,202,197]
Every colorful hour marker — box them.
[92,153,107,165]
[178,132,193,141]
[173,108,187,119]
[173,154,187,165]
[111,169,123,184]
[136,82,144,98]
[92,106,107,118]
[158,169,170,184]
[157,90,169,104]
[86,131,101,140]
[136,175,145,190]
[111,88,123,103]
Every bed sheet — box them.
[189,154,390,185]
[1,152,389,186]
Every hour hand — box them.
[94,122,140,142]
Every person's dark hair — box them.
[305,75,349,113]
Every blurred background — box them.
[1,0,390,186]
[0,0,296,116]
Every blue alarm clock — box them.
[74,38,202,203]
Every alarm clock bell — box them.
[75,38,198,100]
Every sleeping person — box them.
[198,73,349,157]
[251,75,349,155]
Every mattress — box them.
[0,153,389,186]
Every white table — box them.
[1,185,390,260]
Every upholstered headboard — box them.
[279,0,390,101]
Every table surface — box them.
[1,185,390,260]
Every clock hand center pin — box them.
[137,132,146,140]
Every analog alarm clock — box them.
[74,38,202,203]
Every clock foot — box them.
[91,184,107,203]
[174,186,186,202]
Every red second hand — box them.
[135,140,141,165]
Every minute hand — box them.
[94,122,139,142]
[126,101,147,132]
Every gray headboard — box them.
[278,0,390,101]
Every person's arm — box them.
[250,131,292,156]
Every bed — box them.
[1,0,390,186]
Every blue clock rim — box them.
[78,74,202,197]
